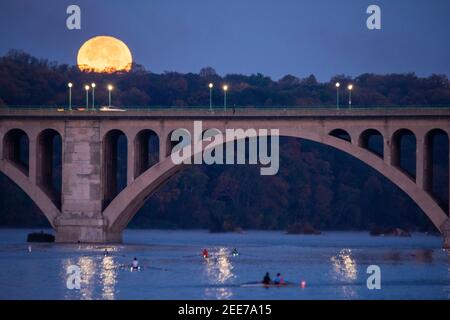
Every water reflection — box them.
[62,258,75,300]
[78,256,96,300]
[330,249,358,299]
[217,248,234,284]
[331,249,357,281]
[100,256,117,300]
[61,256,96,299]
[204,287,233,300]
[61,246,119,300]
[412,249,433,263]
[204,248,235,299]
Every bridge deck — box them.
[1,107,450,119]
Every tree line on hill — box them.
[1,50,449,108]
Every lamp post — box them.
[208,83,213,112]
[335,82,340,109]
[91,83,96,110]
[223,85,228,111]
[107,84,113,107]
[348,84,353,108]
[85,85,90,110]
[68,82,73,110]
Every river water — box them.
[0,229,449,300]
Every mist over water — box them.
[0,229,449,300]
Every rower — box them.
[232,248,239,256]
[202,249,209,259]
[274,273,285,285]
[262,272,271,285]
[132,257,139,270]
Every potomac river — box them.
[0,229,449,300]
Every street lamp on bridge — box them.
[348,84,353,108]
[208,83,213,112]
[84,85,90,110]
[223,84,228,111]
[67,82,73,111]
[335,82,340,109]
[107,84,114,107]
[91,83,96,110]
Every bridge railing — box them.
[2,104,450,113]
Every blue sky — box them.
[0,0,449,80]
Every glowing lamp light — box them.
[348,84,353,90]
[91,83,96,88]
[107,84,114,107]
[335,82,340,88]
[85,85,90,91]
[223,85,228,91]
[68,82,73,88]
[208,83,213,89]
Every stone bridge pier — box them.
[0,108,449,247]
[54,120,120,242]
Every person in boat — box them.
[262,272,271,285]
[132,257,139,270]
[104,249,109,257]
[274,273,285,285]
[202,249,209,259]
[232,248,239,256]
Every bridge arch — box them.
[103,128,448,235]
[329,129,351,143]
[3,128,29,175]
[0,161,61,228]
[102,129,128,209]
[423,128,449,209]
[0,127,64,227]
[391,128,416,179]
[358,129,383,158]
[134,129,160,178]
[36,129,62,208]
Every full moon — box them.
[77,36,133,73]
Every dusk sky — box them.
[1,0,449,80]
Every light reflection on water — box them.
[62,247,119,300]
[204,248,235,299]
[100,256,117,300]
[330,249,357,281]
[61,256,95,300]
[78,256,95,300]
[330,249,358,299]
